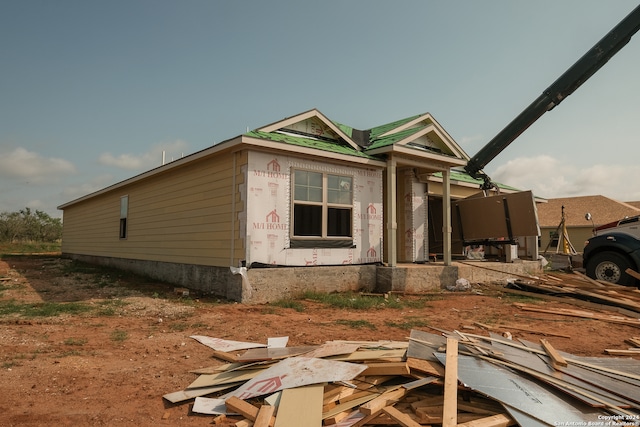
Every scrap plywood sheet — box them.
[245,151,384,266]
[453,190,540,241]
[190,336,266,352]
[224,356,367,400]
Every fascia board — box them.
[377,113,430,138]
[427,115,471,160]
[241,135,387,168]
[395,124,469,162]
[58,137,244,209]
[258,109,360,151]
[258,109,319,132]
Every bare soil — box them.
[0,255,638,426]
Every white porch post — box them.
[442,168,452,266]
[386,158,397,267]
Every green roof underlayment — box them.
[331,120,353,138]
[368,113,425,140]
[366,125,427,150]
[244,130,376,159]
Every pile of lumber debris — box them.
[163,329,640,426]
[504,270,640,317]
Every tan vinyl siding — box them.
[61,150,248,267]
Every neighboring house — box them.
[625,201,640,210]
[537,195,640,253]
[58,109,537,302]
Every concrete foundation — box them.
[64,254,542,303]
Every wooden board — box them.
[361,362,410,376]
[273,384,324,427]
[540,339,568,368]
[359,387,407,415]
[442,338,458,427]
[382,405,423,427]
[163,382,241,403]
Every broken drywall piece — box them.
[236,346,318,362]
[190,335,266,352]
[192,397,233,415]
[223,356,367,400]
[267,336,289,348]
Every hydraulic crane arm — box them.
[465,4,640,190]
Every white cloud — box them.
[99,139,189,171]
[491,155,640,202]
[0,147,76,183]
[60,174,118,203]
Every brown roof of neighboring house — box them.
[625,201,640,209]
[537,195,640,228]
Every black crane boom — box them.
[465,4,640,190]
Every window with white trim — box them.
[292,170,353,242]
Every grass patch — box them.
[501,294,544,304]
[335,319,377,330]
[64,337,87,346]
[2,360,20,369]
[59,350,82,357]
[169,322,189,332]
[384,317,430,330]
[0,242,61,255]
[2,353,28,369]
[302,291,404,310]
[0,300,92,317]
[269,299,305,312]
[110,329,128,342]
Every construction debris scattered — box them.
[164,325,640,426]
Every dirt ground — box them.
[0,255,638,426]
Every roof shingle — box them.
[536,195,640,227]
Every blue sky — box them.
[2,1,640,218]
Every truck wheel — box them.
[585,251,634,285]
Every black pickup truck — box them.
[583,215,640,285]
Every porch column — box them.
[442,168,452,265]
[386,158,397,267]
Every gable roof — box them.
[257,109,360,151]
[365,112,468,162]
[536,195,640,227]
[245,109,469,169]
